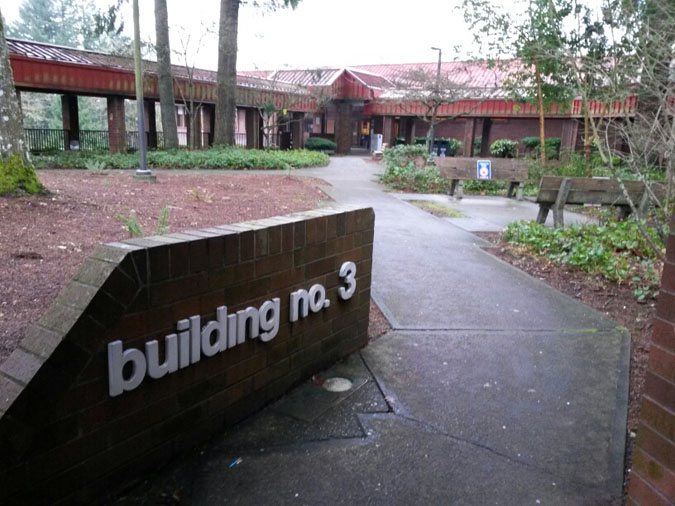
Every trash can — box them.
[371,133,383,152]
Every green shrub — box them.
[116,205,171,238]
[490,139,517,158]
[504,219,663,300]
[305,137,336,151]
[380,163,448,193]
[463,180,507,195]
[33,147,330,171]
[473,136,482,154]
[521,137,540,149]
[445,138,463,156]
[383,144,426,169]
[521,137,562,159]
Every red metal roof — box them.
[7,38,307,94]
[8,38,639,118]
[353,61,510,90]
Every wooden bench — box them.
[426,157,529,200]
[535,176,664,227]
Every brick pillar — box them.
[244,108,260,149]
[107,96,126,153]
[560,119,579,159]
[335,102,352,155]
[200,104,215,147]
[404,117,416,145]
[144,99,158,149]
[382,116,394,147]
[462,117,476,156]
[291,112,304,149]
[627,215,675,505]
[61,94,80,150]
[479,118,492,156]
[207,104,216,147]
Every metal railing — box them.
[24,129,66,152]
[80,130,109,151]
[23,128,290,152]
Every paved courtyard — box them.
[143,157,629,505]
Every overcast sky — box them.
[3,0,484,71]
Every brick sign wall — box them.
[627,215,675,505]
[0,205,374,505]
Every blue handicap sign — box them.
[477,160,491,180]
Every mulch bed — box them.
[476,231,657,490]
[0,170,332,363]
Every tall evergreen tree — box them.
[9,0,79,46]
[154,0,178,149]
[8,0,132,131]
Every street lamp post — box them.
[132,0,154,182]
[428,46,442,158]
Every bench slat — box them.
[537,176,664,204]
[435,157,529,182]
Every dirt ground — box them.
[476,231,657,487]
[0,170,336,363]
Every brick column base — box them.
[335,102,352,155]
[627,215,675,505]
[107,96,126,153]
[245,108,261,149]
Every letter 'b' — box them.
[108,341,148,397]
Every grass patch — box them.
[33,146,330,171]
[408,200,464,218]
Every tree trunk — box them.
[154,0,179,149]
[0,11,26,159]
[0,9,44,195]
[534,57,546,166]
[583,100,591,176]
[214,0,239,146]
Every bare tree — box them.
[256,70,333,149]
[567,0,674,258]
[173,27,211,150]
[388,64,498,155]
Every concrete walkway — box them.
[144,157,629,505]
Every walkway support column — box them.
[462,117,476,156]
[404,117,416,145]
[560,119,578,160]
[382,116,395,148]
[61,94,80,150]
[201,104,215,147]
[335,101,352,155]
[479,119,492,156]
[291,112,304,149]
[245,108,260,149]
[107,96,126,153]
[144,99,157,149]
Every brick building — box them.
[8,37,631,156]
